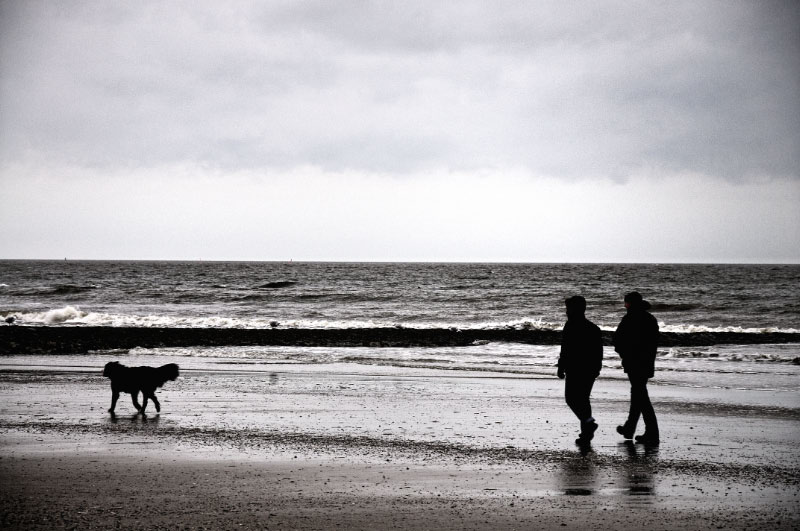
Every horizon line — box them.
[1,257,798,265]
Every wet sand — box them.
[1,355,799,530]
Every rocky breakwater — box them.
[1,326,799,354]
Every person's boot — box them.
[634,432,659,445]
[576,420,598,443]
[616,423,635,439]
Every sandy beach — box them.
[2,353,799,530]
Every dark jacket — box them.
[613,307,659,378]
[558,316,603,378]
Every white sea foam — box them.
[12,307,392,329]
[661,347,799,363]
[10,306,800,334]
[13,308,560,330]
[35,306,89,324]
[657,323,800,334]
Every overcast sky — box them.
[1,0,798,262]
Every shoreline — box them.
[3,325,800,354]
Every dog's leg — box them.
[150,393,161,413]
[141,393,149,414]
[109,390,119,413]
[131,392,143,413]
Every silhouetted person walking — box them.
[613,291,660,445]
[558,295,603,444]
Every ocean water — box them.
[2,260,798,331]
[1,260,799,393]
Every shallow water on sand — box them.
[2,350,798,471]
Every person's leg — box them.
[569,376,597,442]
[583,377,595,422]
[638,379,659,437]
[566,376,595,420]
[625,373,642,431]
[564,376,583,422]
[580,377,598,440]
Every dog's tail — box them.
[156,363,180,387]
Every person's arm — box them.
[613,317,627,356]
[594,324,603,376]
[648,313,660,357]
[557,322,569,378]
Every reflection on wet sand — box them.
[619,441,658,499]
[554,441,659,502]
[108,412,161,426]
[557,444,598,496]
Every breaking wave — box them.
[258,281,298,289]
[4,284,100,297]
[649,303,702,312]
[4,306,799,335]
[661,348,800,364]
[26,306,90,324]
[50,284,100,295]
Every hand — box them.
[557,368,565,379]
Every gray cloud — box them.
[0,0,798,179]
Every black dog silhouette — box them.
[103,361,179,414]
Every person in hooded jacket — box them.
[557,295,603,444]
[613,291,660,445]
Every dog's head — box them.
[103,361,121,378]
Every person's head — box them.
[624,291,643,310]
[565,295,586,318]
